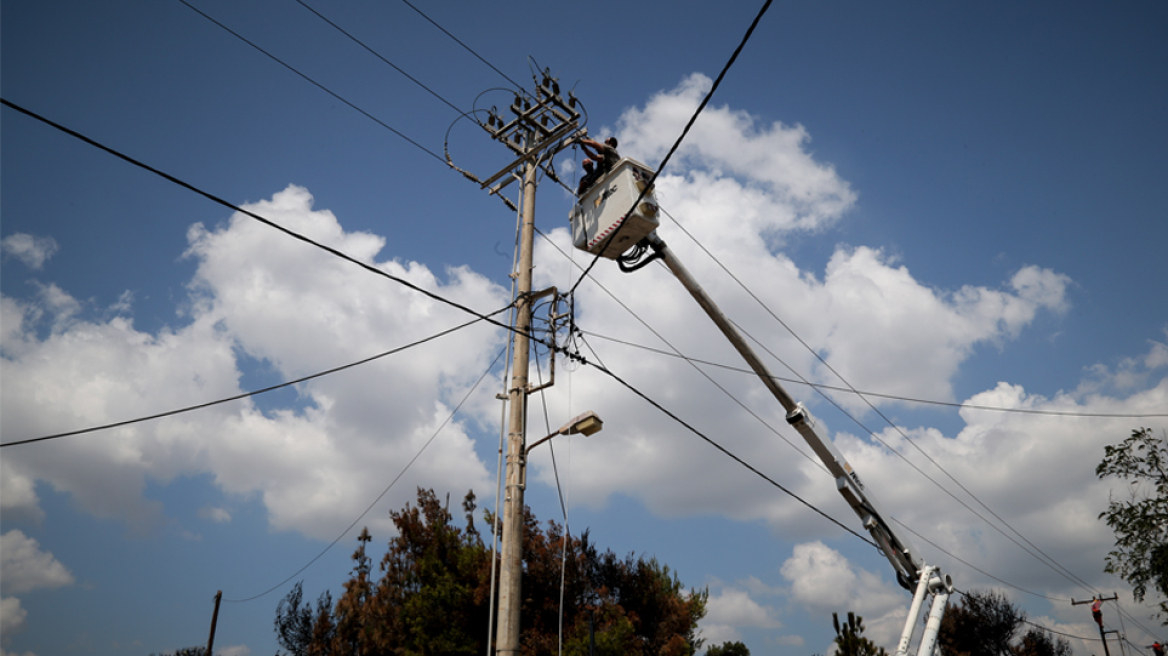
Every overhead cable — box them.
[567,0,774,295]
[0,99,524,339]
[950,590,1104,643]
[561,347,876,548]
[534,227,827,473]
[0,314,503,448]
[579,329,1166,418]
[656,203,1134,608]
[397,0,523,90]
[175,0,447,164]
[892,518,1073,604]
[294,0,464,114]
[224,345,508,603]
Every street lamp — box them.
[526,411,604,454]
[495,410,603,655]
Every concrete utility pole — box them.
[496,156,537,656]
[473,72,582,656]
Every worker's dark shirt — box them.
[599,145,620,173]
[577,168,602,195]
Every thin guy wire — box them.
[224,345,508,603]
[1,314,502,448]
[534,358,569,524]
[176,0,447,163]
[568,0,774,295]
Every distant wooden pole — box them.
[205,590,222,656]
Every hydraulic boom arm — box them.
[643,233,952,656]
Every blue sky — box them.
[2,1,1167,655]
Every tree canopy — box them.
[831,612,888,656]
[704,640,750,656]
[1096,427,1168,623]
[938,590,1070,656]
[274,488,707,656]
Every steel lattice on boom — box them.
[568,165,953,656]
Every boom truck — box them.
[569,158,954,656]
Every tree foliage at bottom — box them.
[938,590,1070,656]
[831,612,888,656]
[704,640,750,656]
[274,488,707,656]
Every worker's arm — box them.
[577,138,604,159]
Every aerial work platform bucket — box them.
[569,158,660,259]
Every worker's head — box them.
[582,159,595,171]
[605,137,618,148]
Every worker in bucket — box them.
[577,158,602,195]
[578,136,620,175]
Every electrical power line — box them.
[294,0,465,115]
[559,345,876,548]
[568,0,774,295]
[578,329,1166,419]
[544,226,1143,638]
[0,314,504,448]
[534,226,828,473]
[652,200,1147,615]
[950,589,1105,644]
[176,0,447,164]
[0,98,526,339]
[224,345,508,603]
[397,0,523,91]
[541,219,1161,634]
[539,185,1154,638]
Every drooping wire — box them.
[653,202,1138,610]
[567,0,774,295]
[561,341,875,548]
[539,215,1150,625]
[175,0,447,164]
[532,338,571,655]
[223,345,508,603]
[575,329,1166,418]
[1,313,505,448]
[951,589,1104,643]
[892,518,1073,603]
[0,99,539,344]
[535,227,827,473]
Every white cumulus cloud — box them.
[1,184,508,540]
[0,530,74,596]
[1,234,58,270]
